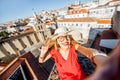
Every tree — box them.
[0,31,10,38]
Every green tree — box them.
[0,31,10,38]
[53,17,57,22]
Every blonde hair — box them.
[53,35,78,50]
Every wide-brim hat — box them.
[51,27,73,40]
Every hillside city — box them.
[0,0,119,38]
[0,0,120,80]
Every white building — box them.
[89,6,116,18]
[65,8,88,18]
[98,0,111,5]
[6,27,16,33]
[97,19,112,28]
[27,17,38,27]
[57,17,98,41]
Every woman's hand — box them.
[39,38,54,63]
[39,45,52,63]
[39,45,50,63]
[40,45,49,58]
[88,48,108,66]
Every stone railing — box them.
[0,28,52,63]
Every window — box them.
[111,9,113,12]
[38,26,40,30]
[80,24,82,26]
[76,24,78,26]
[41,25,43,29]
[64,23,66,26]
[7,65,27,80]
[88,24,90,27]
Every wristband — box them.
[92,52,107,57]
[40,56,44,59]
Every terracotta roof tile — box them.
[80,9,88,13]
[101,29,117,39]
[67,8,88,15]
[0,52,48,80]
[112,0,119,2]
[57,18,98,22]
[98,19,111,24]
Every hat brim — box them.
[51,30,74,40]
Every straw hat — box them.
[47,27,85,44]
[51,27,73,40]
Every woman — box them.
[39,27,107,80]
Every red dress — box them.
[50,45,87,80]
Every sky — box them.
[0,0,90,24]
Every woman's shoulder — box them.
[50,48,58,55]
[69,44,79,51]
[72,44,80,50]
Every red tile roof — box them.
[98,19,111,24]
[67,8,88,15]
[112,0,119,2]
[80,9,88,13]
[0,52,48,80]
[101,28,117,39]
[57,18,98,22]
[0,63,7,72]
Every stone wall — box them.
[0,24,52,63]
[113,11,120,36]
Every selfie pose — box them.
[39,27,107,80]
[86,41,120,80]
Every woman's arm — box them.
[39,38,54,63]
[75,44,108,66]
[88,48,108,66]
[39,53,51,63]
[39,46,51,63]
[85,41,120,80]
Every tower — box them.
[32,9,43,24]
[75,0,81,5]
